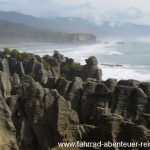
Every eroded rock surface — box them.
[81,56,102,82]
[0,51,149,150]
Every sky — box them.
[0,0,150,26]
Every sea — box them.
[0,41,150,82]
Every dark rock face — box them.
[8,58,25,77]
[50,57,61,79]
[140,82,150,97]
[53,50,66,64]
[61,58,80,80]
[0,51,149,150]
[66,77,83,116]
[16,62,25,77]
[81,56,102,81]
[81,115,150,150]
[25,58,49,85]
[105,78,117,91]
[55,77,72,97]
[80,81,98,123]
[113,86,148,123]
[118,79,140,88]
[12,77,80,149]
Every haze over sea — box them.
[1,41,150,81]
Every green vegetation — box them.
[42,54,51,71]
[21,52,34,60]
[28,72,35,78]
[1,48,11,57]
[1,48,52,71]
[72,63,82,70]
[10,49,21,58]
[42,61,51,71]
[63,63,81,72]
[43,55,50,62]
[1,48,34,60]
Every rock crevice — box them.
[0,50,149,150]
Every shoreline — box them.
[0,49,149,149]
[0,42,96,50]
[0,43,149,82]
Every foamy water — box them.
[1,42,150,81]
[101,65,150,81]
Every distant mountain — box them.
[0,11,94,33]
[0,19,96,44]
[1,11,150,40]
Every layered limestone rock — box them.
[0,50,149,150]
[105,78,117,91]
[24,58,50,85]
[81,114,150,150]
[140,82,150,97]
[55,77,72,97]
[53,50,66,64]
[80,56,102,82]
[0,58,10,74]
[66,77,83,117]
[80,81,98,123]
[0,92,18,150]
[50,57,61,79]
[6,75,80,149]
[0,71,12,97]
[118,79,140,88]
[113,85,148,123]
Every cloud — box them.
[126,7,142,17]
[102,7,143,26]
[0,0,150,25]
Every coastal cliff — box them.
[0,20,96,44]
[0,49,149,150]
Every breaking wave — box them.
[14,43,150,81]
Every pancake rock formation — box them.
[0,49,149,150]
